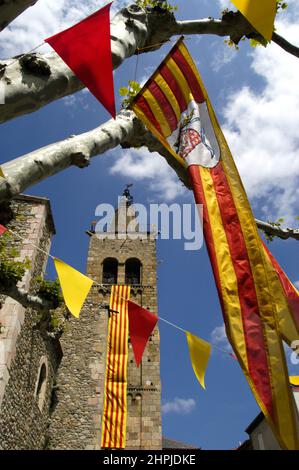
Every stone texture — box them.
[0,195,162,450]
[48,202,162,450]
[0,195,61,450]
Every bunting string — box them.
[6,227,55,260]
[1,224,234,361]
[106,288,236,361]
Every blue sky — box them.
[0,0,298,450]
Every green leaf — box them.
[119,87,129,97]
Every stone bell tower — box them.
[48,188,162,450]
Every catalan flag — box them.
[101,285,131,449]
[130,38,299,449]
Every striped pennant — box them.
[101,285,131,449]
[130,37,299,450]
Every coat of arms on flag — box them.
[131,37,220,169]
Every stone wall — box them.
[49,227,162,450]
[0,195,61,450]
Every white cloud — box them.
[220,14,299,223]
[211,324,226,344]
[294,281,299,290]
[216,0,233,10]
[210,39,237,72]
[162,397,196,415]
[210,324,232,352]
[110,148,186,201]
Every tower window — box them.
[34,357,48,412]
[102,258,118,284]
[125,258,141,285]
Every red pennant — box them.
[128,300,158,367]
[0,224,7,236]
[45,3,115,118]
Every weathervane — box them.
[123,183,133,206]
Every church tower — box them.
[49,188,162,449]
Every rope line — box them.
[3,42,45,69]
[6,227,235,360]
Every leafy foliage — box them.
[135,0,178,13]
[222,1,288,49]
[36,305,68,339]
[264,218,285,242]
[0,232,31,287]
[276,1,288,13]
[33,276,63,309]
[119,80,142,108]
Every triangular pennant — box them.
[45,2,115,118]
[0,167,5,178]
[290,376,299,387]
[53,257,93,318]
[231,0,276,41]
[186,331,211,390]
[128,300,158,367]
[0,224,7,236]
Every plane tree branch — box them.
[0,6,298,124]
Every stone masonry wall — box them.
[0,196,61,449]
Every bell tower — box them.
[48,188,162,450]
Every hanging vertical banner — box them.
[262,240,299,343]
[101,285,131,449]
[45,3,116,118]
[53,257,93,318]
[128,300,158,367]
[186,331,211,390]
[230,0,276,42]
[130,38,299,450]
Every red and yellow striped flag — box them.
[130,38,299,449]
[101,285,131,448]
[262,241,299,344]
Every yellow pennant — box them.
[290,376,299,387]
[231,0,276,41]
[54,257,93,317]
[186,331,211,390]
[0,167,5,178]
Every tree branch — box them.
[0,111,139,200]
[255,219,299,241]
[272,32,299,59]
[0,109,297,242]
[1,7,298,125]
[0,0,38,32]
[0,282,56,311]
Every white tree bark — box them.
[0,109,298,242]
[0,0,38,31]
[1,6,298,124]
[0,111,142,200]
[0,4,149,123]
[255,219,299,241]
